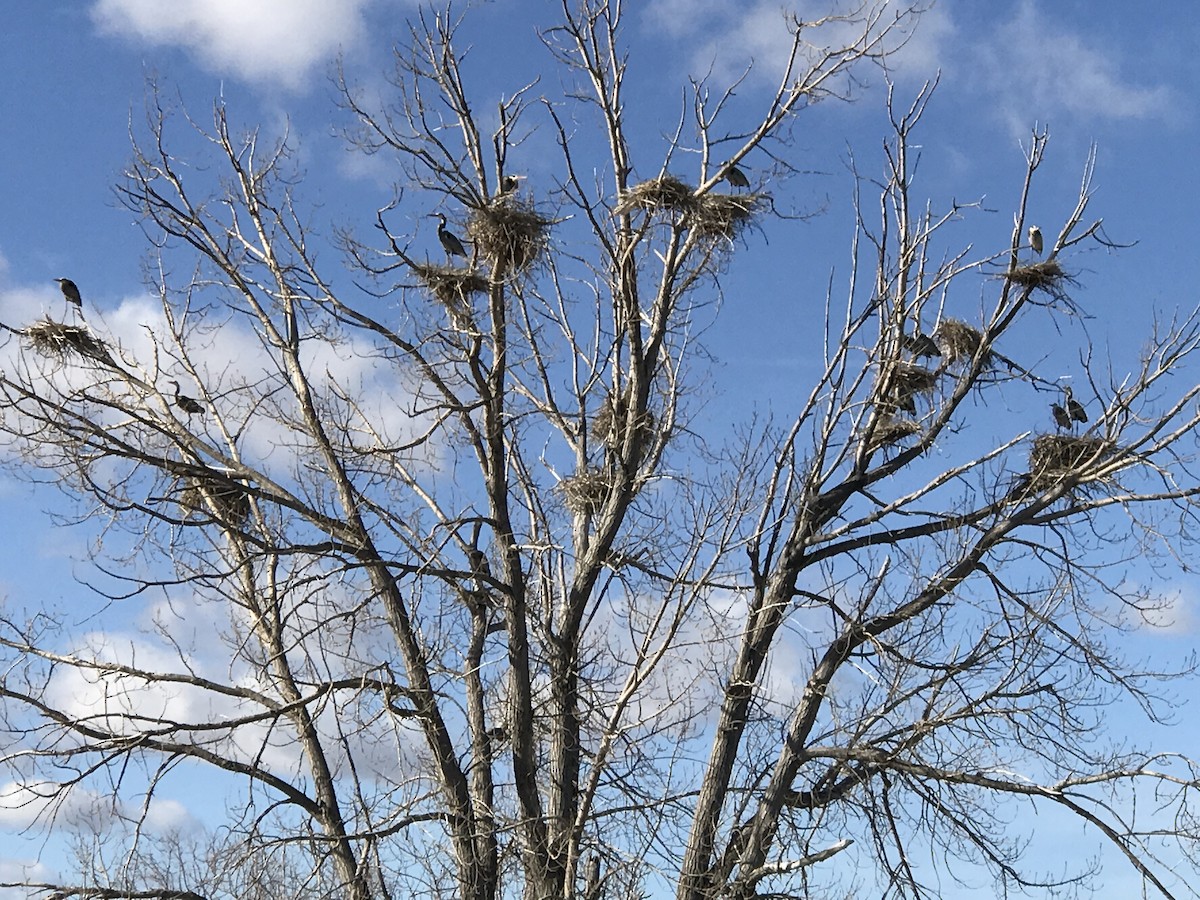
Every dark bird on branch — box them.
[500,174,524,194]
[723,164,750,190]
[1028,225,1043,256]
[54,278,83,315]
[432,213,468,260]
[900,330,941,359]
[1051,402,1071,430]
[1063,385,1088,423]
[169,380,205,417]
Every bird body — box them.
[169,380,204,417]
[900,331,941,359]
[1063,386,1087,423]
[500,174,524,194]
[1028,225,1043,255]
[433,213,468,260]
[723,164,750,189]
[55,277,83,312]
[1051,403,1071,430]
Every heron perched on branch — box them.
[1028,225,1043,256]
[723,164,750,190]
[1063,385,1087,423]
[54,278,83,315]
[432,213,468,260]
[169,380,205,417]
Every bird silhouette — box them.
[1063,385,1087,423]
[900,331,941,359]
[54,278,83,315]
[1028,225,1043,256]
[432,213,468,260]
[1051,402,1071,430]
[168,380,205,417]
[723,165,750,190]
[500,174,524,194]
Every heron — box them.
[1028,225,1043,256]
[500,174,524,194]
[432,213,468,260]
[168,380,205,417]
[54,278,83,315]
[900,331,941,359]
[1051,402,1071,430]
[1063,385,1087,423]
[723,164,750,190]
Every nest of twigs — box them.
[468,199,552,273]
[866,416,921,452]
[592,390,658,450]
[934,319,988,365]
[1026,433,1115,491]
[24,319,114,364]
[690,193,764,239]
[615,175,700,216]
[1006,259,1067,291]
[877,362,938,415]
[414,264,488,330]
[560,467,612,516]
[178,476,251,526]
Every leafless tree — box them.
[3,3,1200,900]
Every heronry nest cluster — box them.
[867,415,922,452]
[24,319,114,365]
[934,319,987,365]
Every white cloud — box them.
[1137,585,1196,635]
[90,0,397,89]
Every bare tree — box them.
[3,3,1200,900]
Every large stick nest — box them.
[178,476,251,526]
[934,319,989,365]
[1026,433,1116,490]
[876,362,938,414]
[592,390,658,450]
[468,198,553,273]
[865,415,921,452]
[24,319,114,365]
[414,263,488,330]
[560,467,612,516]
[615,175,697,215]
[615,175,763,239]
[1005,259,1067,290]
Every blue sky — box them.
[2,0,1199,894]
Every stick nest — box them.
[616,175,697,215]
[178,476,251,526]
[934,319,988,365]
[1026,434,1115,490]
[866,416,921,452]
[414,264,488,330]
[468,199,553,273]
[24,319,114,365]
[592,390,658,450]
[1005,259,1067,290]
[561,467,612,516]
[691,193,764,239]
[877,362,938,414]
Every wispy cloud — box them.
[90,0,400,90]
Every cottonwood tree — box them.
[3,3,1200,899]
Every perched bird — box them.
[432,213,468,260]
[1063,385,1087,423]
[168,380,205,417]
[1051,402,1071,430]
[54,277,83,314]
[900,330,942,359]
[723,164,750,190]
[1028,225,1043,256]
[500,174,524,194]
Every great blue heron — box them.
[1051,402,1071,430]
[432,213,468,260]
[54,278,83,314]
[168,380,204,417]
[723,164,750,189]
[1063,385,1087,423]
[500,174,524,194]
[900,330,941,359]
[1028,225,1043,256]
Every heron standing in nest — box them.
[1063,385,1088,423]
[723,164,750,190]
[1051,402,1071,431]
[169,380,205,417]
[54,278,84,317]
[500,174,524,195]
[432,213,468,260]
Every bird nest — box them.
[560,467,612,516]
[615,175,697,216]
[934,319,988,365]
[877,362,938,414]
[468,199,552,273]
[178,476,251,526]
[690,193,764,240]
[866,416,921,452]
[24,319,113,364]
[414,263,488,329]
[1026,433,1115,490]
[592,390,658,450]
[1003,259,1070,290]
